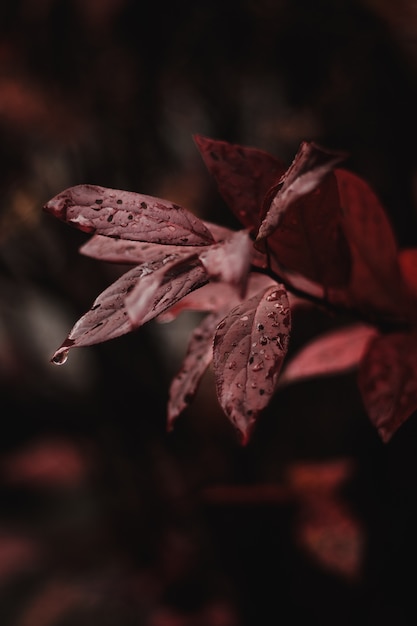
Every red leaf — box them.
[265,172,351,288]
[199,230,252,297]
[358,332,417,442]
[44,184,215,246]
[398,248,417,318]
[279,323,378,387]
[167,311,223,429]
[79,220,234,265]
[288,459,364,581]
[202,220,236,242]
[3,437,88,488]
[0,531,39,584]
[213,284,291,444]
[51,256,207,364]
[193,134,286,232]
[256,141,346,242]
[157,272,278,322]
[79,235,202,265]
[329,169,408,320]
[125,256,208,327]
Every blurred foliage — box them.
[0,1,417,624]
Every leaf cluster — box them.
[43,135,417,444]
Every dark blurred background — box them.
[0,1,417,624]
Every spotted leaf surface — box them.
[256,141,346,243]
[51,256,207,363]
[213,284,291,443]
[279,323,378,387]
[167,311,224,429]
[79,234,203,265]
[44,184,215,246]
[358,332,417,442]
[194,134,286,232]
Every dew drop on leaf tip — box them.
[51,350,69,365]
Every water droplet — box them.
[266,290,280,302]
[251,382,257,389]
[252,342,257,348]
[52,350,69,365]
[236,382,243,389]
[240,315,249,322]
[252,361,264,372]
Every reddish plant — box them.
[43,135,417,445]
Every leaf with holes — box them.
[213,284,291,444]
[43,184,215,246]
[358,332,417,442]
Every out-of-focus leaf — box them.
[193,134,286,232]
[3,437,88,488]
[279,323,378,387]
[287,457,356,495]
[16,580,87,626]
[256,141,346,242]
[0,530,39,585]
[329,169,408,320]
[358,332,417,442]
[398,248,417,306]
[265,173,351,288]
[287,459,364,581]
[167,311,224,429]
[199,230,252,297]
[213,284,291,443]
[44,184,215,246]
